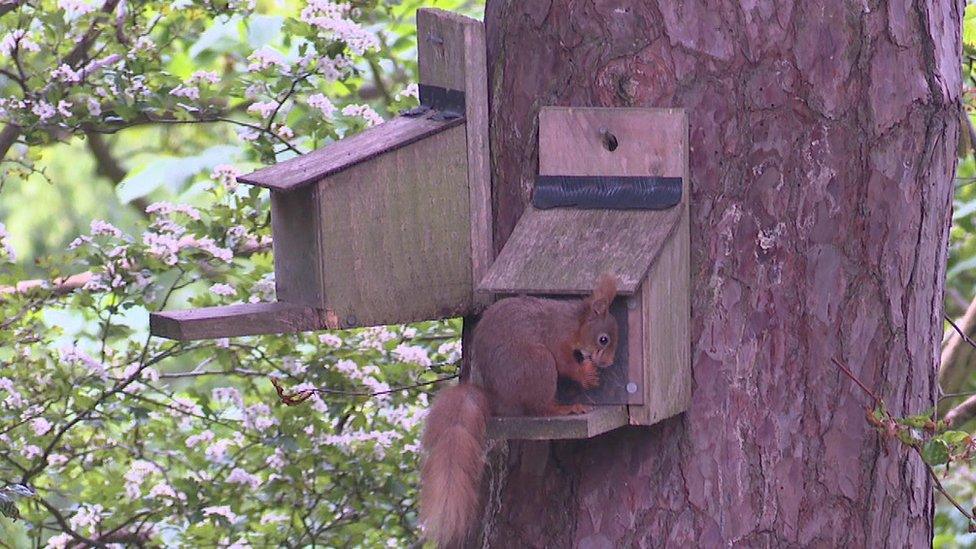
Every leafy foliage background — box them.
[0,1,478,547]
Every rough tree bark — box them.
[476,1,960,546]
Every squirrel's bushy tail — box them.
[420,383,490,548]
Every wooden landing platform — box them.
[487,405,628,440]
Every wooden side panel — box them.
[271,187,324,307]
[238,114,463,191]
[487,406,628,440]
[628,118,692,426]
[419,8,493,310]
[149,302,327,341]
[478,108,686,295]
[316,125,472,327]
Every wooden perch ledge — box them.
[487,406,628,440]
[149,302,336,341]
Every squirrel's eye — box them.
[598,334,610,346]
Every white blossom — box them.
[342,103,383,127]
[307,93,337,120]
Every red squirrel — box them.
[419,274,619,547]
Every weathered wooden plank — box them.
[316,124,473,327]
[538,107,686,177]
[487,406,628,440]
[237,113,463,192]
[417,9,470,93]
[629,114,692,426]
[477,108,686,295]
[149,302,327,341]
[478,207,680,295]
[418,9,492,310]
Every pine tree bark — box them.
[477,1,961,546]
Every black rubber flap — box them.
[533,175,683,210]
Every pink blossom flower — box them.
[57,100,73,118]
[342,104,383,127]
[86,98,101,116]
[186,430,214,448]
[45,533,73,549]
[22,445,42,459]
[247,47,288,72]
[396,83,419,101]
[51,64,82,83]
[90,219,124,238]
[31,101,55,121]
[0,30,40,56]
[210,283,236,297]
[58,0,96,17]
[69,504,103,532]
[0,222,16,261]
[202,505,239,523]
[393,344,431,367]
[170,84,200,100]
[190,70,221,85]
[226,467,261,489]
[247,101,278,118]
[31,417,52,436]
[47,454,68,466]
[318,333,342,347]
[211,164,242,190]
[307,93,337,120]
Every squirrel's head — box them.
[575,273,619,369]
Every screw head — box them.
[626,382,638,394]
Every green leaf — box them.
[922,439,951,465]
[116,145,239,203]
[964,4,976,49]
[940,430,971,445]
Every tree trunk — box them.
[477,1,960,546]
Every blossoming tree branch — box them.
[0,0,476,546]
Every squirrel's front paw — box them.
[579,362,600,390]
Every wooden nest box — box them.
[483,106,691,440]
[149,9,491,340]
[149,9,691,442]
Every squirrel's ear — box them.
[586,273,618,317]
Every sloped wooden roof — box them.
[478,206,682,295]
[237,110,464,192]
[478,107,688,295]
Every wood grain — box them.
[477,108,685,295]
[629,113,691,426]
[314,124,473,327]
[487,405,628,440]
[270,186,324,307]
[237,113,463,192]
[149,302,327,341]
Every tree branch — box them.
[941,306,976,393]
[84,132,149,216]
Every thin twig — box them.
[946,314,976,352]
[830,357,882,406]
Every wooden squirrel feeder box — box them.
[482,107,691,440]
[149,9,491,340]
[149,10,690,442]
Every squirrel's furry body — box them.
[420,276,619,548]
